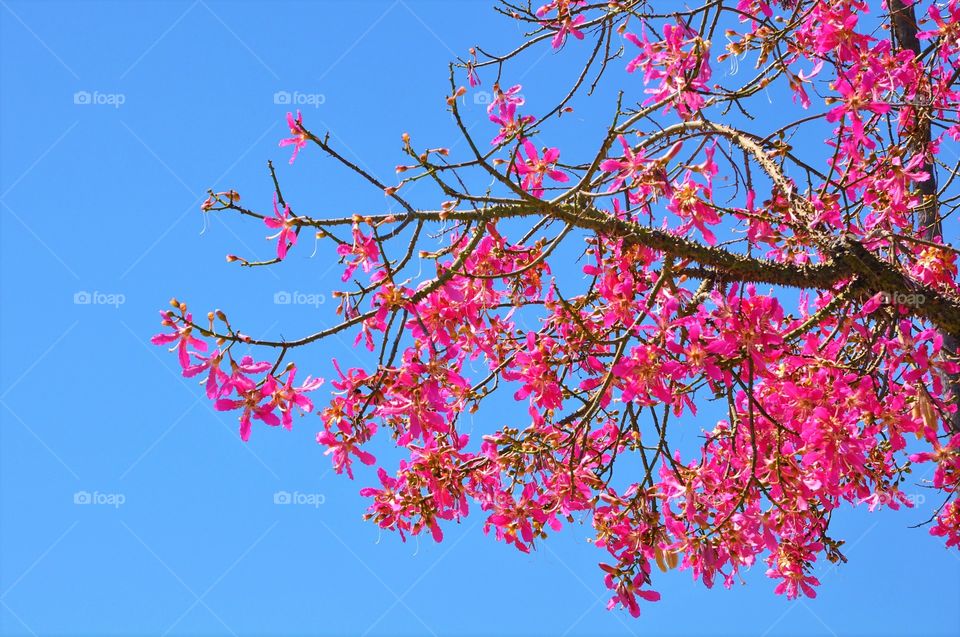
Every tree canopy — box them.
[154,0,960,617]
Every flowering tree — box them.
[154,0,960,616]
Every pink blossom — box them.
[316,430,376,479]
[488,84,533,146]
[264,196,298,260]
[151,311,207,369]
[215,375,280,442]
[278,110,308,164]
[536,0,587,49]
[272,368,324,430]
[337,223,380,281]
[183,349,228,398]
[512,139,568,198]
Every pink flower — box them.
[466,48,481,87]
[667,178,721,246]
[791,61,824,109]
[537,1,587,49]
[183,349,229,398]
[624,22,712,118]
[264,196,298,260]
[512,139,568,198]
[151,311,207,369]
[215,375,281,442]
[272,368,324,430]
[219,355,273,397]
[825,74,891,125]
[766,540,822,600]
[600,135,649,192]
[337,223,380,281]
[316,430,376,479]
[488,84,533,146]
[931,500,960,549]
[279,111,308,164]
[909,244,958,290]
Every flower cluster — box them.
[153,305,322,441]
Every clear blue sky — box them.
[1,1,958,635]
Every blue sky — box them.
[1,1,959,635]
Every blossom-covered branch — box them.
[164,0,960,617]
